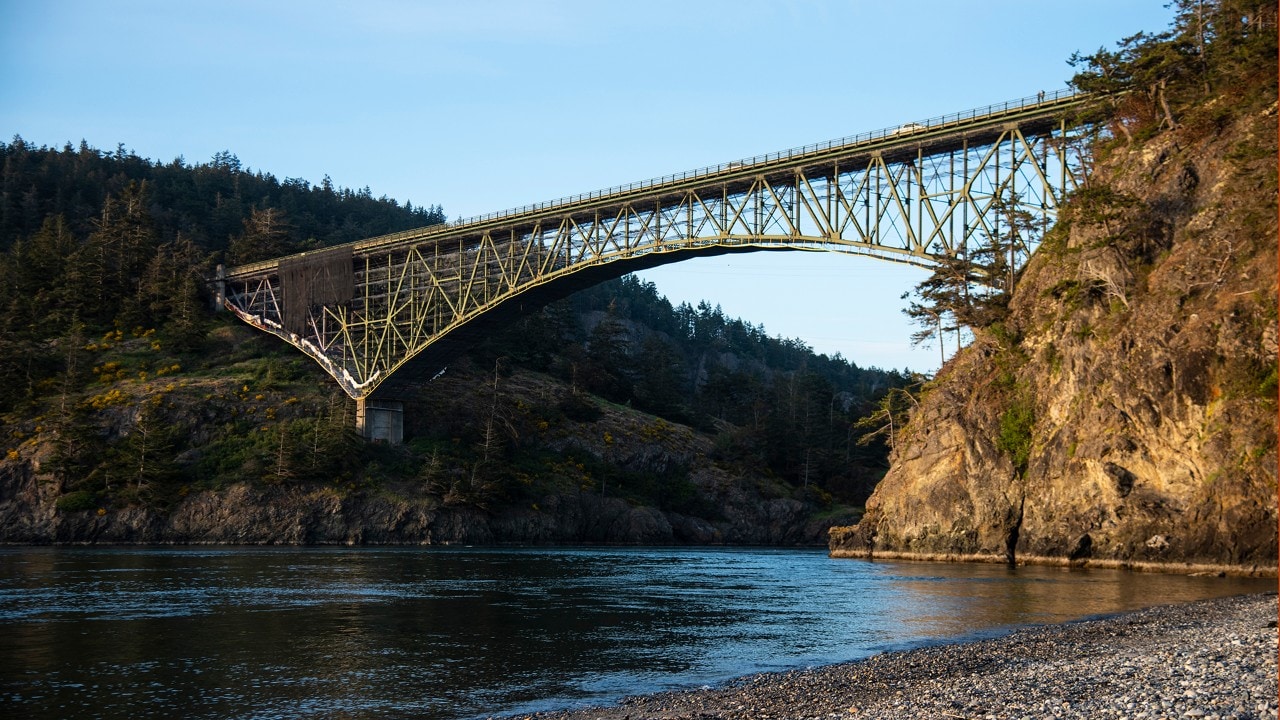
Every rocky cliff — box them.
[0,460,834,546]
[831,85,1278,574]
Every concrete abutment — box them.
[356,398,404,444]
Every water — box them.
[0,547,1271,719]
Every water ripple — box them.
[0,546,1270,720]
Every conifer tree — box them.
[137,233,208,349]
[227,206,296,264]
[68,182,159,328]
[583,301,632,401]
[633,334,687,416]
[5,215,76,333]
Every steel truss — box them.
[221,90,1096,401]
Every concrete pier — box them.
[356,398,404,444]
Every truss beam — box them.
[221,91,1096,402]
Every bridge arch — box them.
[219,90,1095,439]
[363,237,932,394]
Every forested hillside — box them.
[0,141,911,544]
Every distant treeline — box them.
[0,140,445,257]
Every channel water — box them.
[0,546,1271,719]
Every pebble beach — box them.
[512,592,1278,720]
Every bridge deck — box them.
[225,89,1096,281]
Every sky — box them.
[0,1,1175,373]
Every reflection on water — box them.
[0,547,1270,719]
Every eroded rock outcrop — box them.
[831,90,1278,574]
[0,399,852,546]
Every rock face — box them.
[831,96,1278,573]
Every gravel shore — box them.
[512,593,1278,720]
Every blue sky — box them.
[1,1,1174,372]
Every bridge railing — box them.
[229,88,1090,277]
[387,88,1083,231]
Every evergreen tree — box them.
[902,188,1040,359]
[900,248,981,362]
[633,334,688,417]
[113,397,180,499]
[227,206,296,264]
[854,384,921,452]
[3,215,77,333]
[62,181,160,328]
[583,302,632,401]
[137,233,209,349]
[1070,0,1276,142]
[972,190,1039,299]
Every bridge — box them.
[217,89,1098,442]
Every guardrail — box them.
[447,88,1086,226]
[227,88,1093,278]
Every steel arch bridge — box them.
[218,89,1097,441]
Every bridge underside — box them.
[219,91,1093,440]
[350,243,871,398]
[353,245,802,442]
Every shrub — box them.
[55,490,99,513]
[997,397,1035,475]
[558,394,602,423]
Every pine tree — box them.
[854,384,921,451]
[136,233,209,349]
[1068,45,1136,143]
[227,206,296,264]
[64,182,159,328]
[111,397,179,501]
[633,334,687,417]
[972,190,1039,299]
[900,251,976,362]
[583,301,632,401]
[5,215,77,331]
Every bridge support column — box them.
[213,264,226,311]
[356,398,404,444]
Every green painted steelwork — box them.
[220,89,1098,410]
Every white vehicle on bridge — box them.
[890,122,926,136]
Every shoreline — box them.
[7,542,1275,580]
[827,548,1280,578]
[3,540,1276,579]
[510,592,1279,720]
